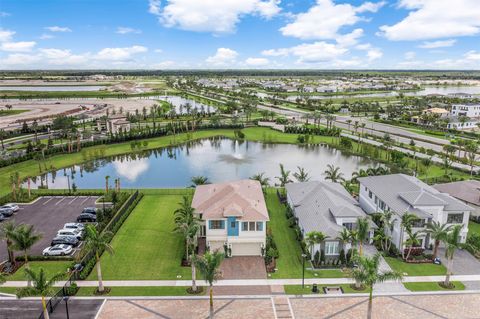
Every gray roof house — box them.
[358,174,473,249]
[433,180,480,219]
[285,181,375,259]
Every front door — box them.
[227,217,239,236]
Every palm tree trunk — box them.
[7,241,14,264]
[42,295,50,319]
[359,242,363,256]
[96,253,104,292]
[367,286,373,319]
[191,257,197,293]
[25,252,31,287]
[433,240,439,259]
[209,285,214,319]
[444,257,453,287]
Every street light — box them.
[62,289,70,319]
[301,253,307,289]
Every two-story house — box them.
[358,174,473,250]
[285,181,376,259]
[191,180,269,257]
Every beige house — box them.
[97,114,131,134]
[191,180,269,256]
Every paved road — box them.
[0,299,104,319]
[0,196,98,262]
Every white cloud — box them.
[0,29,15,42]
[0,41,36,52]
[464,50,480,61]
[379,0,480,40]
[418,39,456,49]
[45,26,72,32]
[154,49,163,53]
[95,45,148,61]
[245,57,270,66]
[366,48,383,61]
[39,33,54,40]
[280,0,384,40]
[404,51,416,60]
[1,53,41,66]
[116,27,142,34]
[151,60,176,68]
[265,41,348,63]
[206,48,238,66]
[150,0,281,33]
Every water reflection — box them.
[26,138,379,189]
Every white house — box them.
[450,104,480,118]
[358,174,473,250]
[285,181,375,259]
[191,180,269,256]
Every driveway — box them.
[0,196,99,262]
[0,299,104,319]
[219,256,267,279]
[437,247,480,290]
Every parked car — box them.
[57,228,83,240]
[77,213,97,223]
[82,207,97,215]
[64,223,84,231]
[51,235,79,247]
[1,203,19,212]
[43,244,73,256]
[0,207,13,217]
[0,214,5,222]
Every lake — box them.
[155,95,216,114]
[0,86,106,92]
[27,138,377,189]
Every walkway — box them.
[363,245,409,293]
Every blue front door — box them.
[227,217,238,236]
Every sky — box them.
[0,0,479,70]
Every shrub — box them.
[339,249,346,265]
[313,250,320,268]
[320,249,325,265]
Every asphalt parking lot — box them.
[0,298,104,319]
[0,196,99,262]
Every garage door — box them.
[231,243,262,256]
[209,241,224,253]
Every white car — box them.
[57,228,83,240]
[64,223,84,231]
[1,203,19,212]
[43,244,73,256]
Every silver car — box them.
[43,244,73,256]
[1,203,19,212]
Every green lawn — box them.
[87,194,191,280]
[0,109,28,117]
[468,221,480,237]
[284,284,367,295]
[6,261,72,281]
[384,257,446,276]
[404,281,465,291]
[265,189,346,279]
[76,286,201,296]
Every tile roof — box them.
[358,174,473,217]
[433,180,480,207]
[191,180,269,221]
[286,181,373,237]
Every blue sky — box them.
[0,0,479,69]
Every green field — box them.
[468,221,480,237]
[265,189,345,279]
[404,281,465,291]
[384,257,446,276]
[0,109,28,117]
[87,194,191,280]
[7,261,72,281]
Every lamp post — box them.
[301,253,307,289]
[62,291,70,319]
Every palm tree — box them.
[83,225,113,293]
[16,268,65,319]
[336,228,351,261]
[195,251,225,319]
[422,221,452,260]
[404,229,421,260]
[105,175,110,193]
[190,176,210,187]
[174,196,199,263]
[293,166,310,182]
[357,217,370,256]
[323,164,345,183]
[275,164,292,187]
[443,225,463,288]
[249,173,270,188]
[465,141,478,176]
[352,253,403,319]
[378,210,394,252]
[399,212,417,259]
[304,231,328,258]
[0,221,18,265]
[10,224,42,269]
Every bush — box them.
[320,249,325,265]
[339,249,346,265]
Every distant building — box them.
[448,93,473,99]
[451,104,480,118]
[434,180,480,221]
[97,114,131,134]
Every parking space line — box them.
[80,196,90,204]
[55,197,66,206]
[43,197,55,206]
[68,197,78,204]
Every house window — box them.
[343,223,355,230]
[368,191,372,199]
[249,222,256,231]
[325,242,339,255]
[242,222,249,231]
[411,219,426,228]
[209,220,225,230]
[447,213,464,224]
[256,222,263,231]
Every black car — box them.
[77,213,96,223]
[82,207,97,215]
[51,235,80,247]
[0,214,5,222]
[0,207,13,217]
